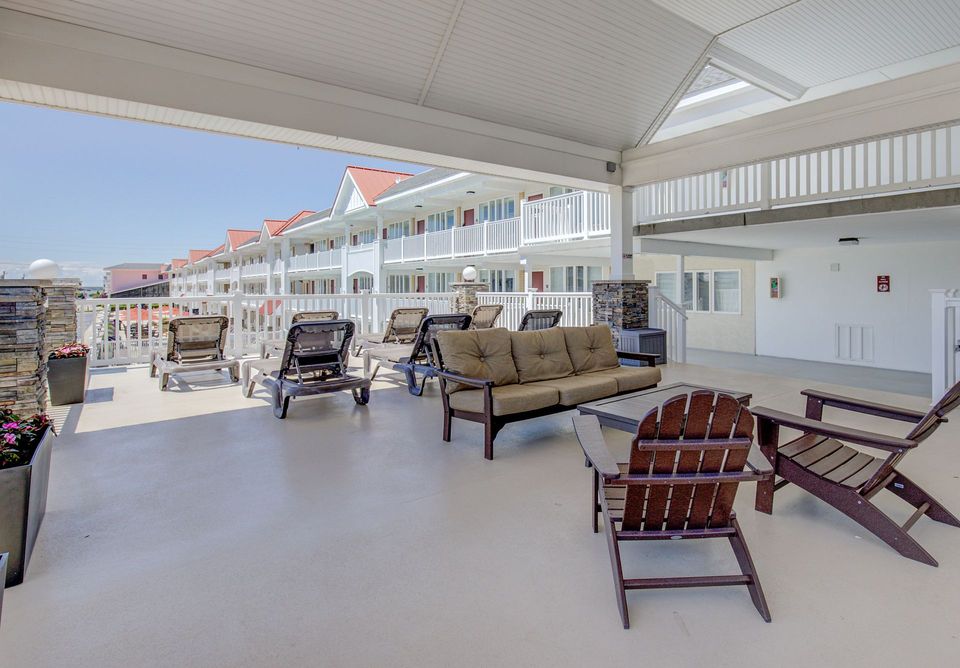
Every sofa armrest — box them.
[616,350,658,367]
[435,369,494,389]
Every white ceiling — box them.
[2,0,960,151]
[652,205,960,249]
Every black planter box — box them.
[0,426,53,587]
[47,355,88,405]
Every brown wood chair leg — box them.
[592,470,600,534]
[755,476,775,514]
[886,471,960,528]
[442,411,452,442]
[603,519,630,629]
[728,517,771,622]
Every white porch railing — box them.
[521,190,611,243]
[647,286,688,363]
[931,289,960,400]
[477,292,593,330]
[76,292,456,367]
[288,248,343,273]
[638,120,960,223]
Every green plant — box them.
[0,410,50,470]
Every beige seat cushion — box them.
[448,383,559,416]
[437,328,519,392]
[529,375,618,406]
[561,325,620,373]
[587,366,662,393]
[510,328,574,383]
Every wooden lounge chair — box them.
[518,309,562,331]
[150,315,239,390]
[243,319,370,418]
[260,310,339,358]
[574,391,772,628]
[752,382,960,566]
[364,313,472,395]
[469,304,502,329]
[353,307,428,355]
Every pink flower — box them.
[3,433,16,445]
[2,422,18,429]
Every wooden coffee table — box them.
[578,382,752,433]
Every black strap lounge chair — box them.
[469,304,503,329]
[518,309,562,331]
[752,380,960,566]
[353,307,428,355]
[243,320,371,418]
[575,391,772,628]
[150,315,239,390]
[260,310,340,358]
[364,313,472,395]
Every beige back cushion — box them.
[561,325,620,373]
[510,328,575,383]
[436,328,519,392]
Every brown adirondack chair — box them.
[574,391,772,628]
[752,382,960,566]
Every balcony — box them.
[287,248,344,273]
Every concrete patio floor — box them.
[2,358,959,667]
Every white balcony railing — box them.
[288,248,343,273]
[638,120,960,223]
[521,190,610,243]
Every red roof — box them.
[171,258,188,269]
[266,210,316,237]
[188,249,214,264]
[346,166,414,206]
[120,306,184,321]
[258,299,282,316]
[206,244,225,257]
[227,229,259,250]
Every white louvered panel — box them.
[650,0,795,34]
[425,0,711,149]
[0,0,454,104]
[835,324,875,363]
[718,0,960,88]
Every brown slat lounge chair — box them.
[469,304,502,329]
[260,310,339,358]
[149,315,239,390]
[752,381,960,566]
[518,309,562,331]
[575,391,772,628]
[353,307,428,355]
[243,319,370,418]
[364,313,472,395]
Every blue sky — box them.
[0,101,426,285]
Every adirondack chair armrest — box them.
[616,351,658,367]
[745,445,775,478]
[800,388,929,423]
[573,415,621,480]
[614,471,771,485]
[434,370,495,389]
[752,407,919,452]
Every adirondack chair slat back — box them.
[384,308,428,343]
[165,316,229,362]
[470,304,503,329]
[907,379,960,443]
[623,391,754,532]
[291,310,339,324]
[279,320,354,380]
[409,314,472,364]
[518,309,563,331]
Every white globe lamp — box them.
[27,258,61,280]
[462,265,478,282]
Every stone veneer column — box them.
[0,280,50,415]
[591,280,649,348]
[450,282,489,314]
[42,280,79,356]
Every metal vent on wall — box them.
[835,324,875,363]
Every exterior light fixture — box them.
[466,190,476,195]
[838,237,859,246]
[414,204,423,208]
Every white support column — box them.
[266,243,276,294]
[374,213,386,294]
[280,238,291,295]
[608,185,635,280]
[675,254,685,304]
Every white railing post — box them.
[229,290,244,358]
[647,286,661,329]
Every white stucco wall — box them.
[635,255,757,354]
[755,241,960,373]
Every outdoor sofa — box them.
[434,324,660,459]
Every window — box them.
[548,186,577,197]
[331,235,346,250]
[354,275,373,292]
[548,265,602,292]
[386,221,409,239]
[427,272,455,292]
[142,274,148,280]
[479,269,515,292]
[655,270,740,314]
[477,197,516,223]
[354,228,376,245]
[426,210,455,232]
[387,275,412,293]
